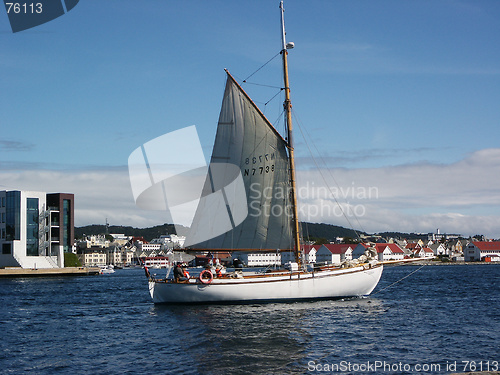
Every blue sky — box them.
[1,1,500,237]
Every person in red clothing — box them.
[215,267,222,278]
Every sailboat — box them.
[148,2,383,304]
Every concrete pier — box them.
[0,267,100,277]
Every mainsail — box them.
[184,72,293,250]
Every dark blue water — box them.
[0,265,499,375]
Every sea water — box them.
[0,264,498,375]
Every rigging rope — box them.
[272,108,285,132]
[371,264,427,296]
[291,109,364,240]
[242,51,281,83]
[265,89,284,106]
[243,82,282,89]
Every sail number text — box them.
[5,2,43,13]
[244,153,275,176]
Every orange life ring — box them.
[199,270,213,284]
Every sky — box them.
[1,0,500,238]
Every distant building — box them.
[237,252,281,267]
[428,228,461,242]
[108,245,134,266]
[78,248,107,266]
[77,245,135,267]
[142,256,170,268]
[352,243,370,259]
[150,234,186,250]
[315,244,354,264]
[139,243,161,252]
[414,247,435,258]
[464,241,500,262]
[46,193,74,254]
[450,239,467,255]
[109,233,133,246]
[280,251,295,265]
[429,243,449,256]
[375,243,405,261]
[0,190,74,269]
[304,245,318,264]
[405,242,422,253]
[78,234,110,249]
[279,245,317,266]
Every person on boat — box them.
[233,258,243,272]
[173,263,187,282]
[215,266,222,278]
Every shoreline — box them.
[0,267,101,278]
[396,261,500,266]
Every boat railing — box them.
[257,264,279,274]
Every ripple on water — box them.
[0,266,499,374]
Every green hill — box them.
[300,222,364,243]
[75,222,362,243]
[74,223,188,242]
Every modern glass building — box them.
[47,193,74,255]
[0,190,74,269]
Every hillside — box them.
[75,222,452,243]
[74,223,189,242]
[76,222,364,242]
[300,222,364,242]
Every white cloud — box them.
[296,148,500,238]
[1,148,499,238]
[0,168,170,228]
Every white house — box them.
[315,244,354,264]
[304,245,318,264]
[352,243,404,261]
[279,245,317,266]
[375,243,405,261]
[464,241,500,262]
[414,247,435,258]
[430,243,449,256]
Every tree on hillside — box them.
[313,237,328,245]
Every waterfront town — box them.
[1,189,500,272]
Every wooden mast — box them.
[280,1,302,268]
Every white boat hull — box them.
[149,265,383,304]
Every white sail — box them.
[185,73,293,250]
